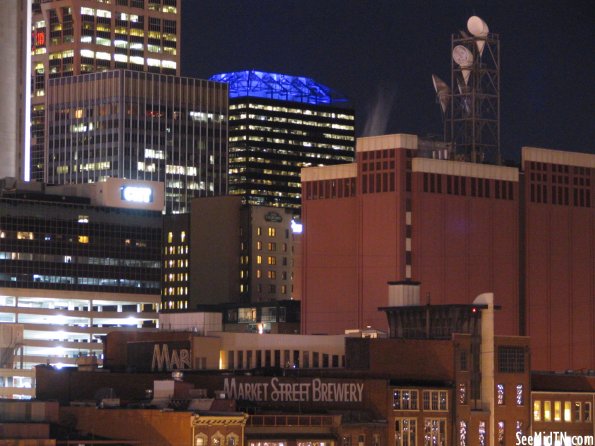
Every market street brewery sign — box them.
[127,341,191,372]
[223,377,364,403]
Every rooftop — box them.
[210,70,348,105]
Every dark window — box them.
[498,346,525,373]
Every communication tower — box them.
[433,16,501,164]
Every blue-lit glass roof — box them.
[209,70,348,105]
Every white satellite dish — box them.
[432,74,451,113]
[452,45,474,85]
[467,16,489,55]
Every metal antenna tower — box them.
[444,17,501,164]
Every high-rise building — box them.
[0,0,30,180]
[45,69,228,213]
[300,133,594,371]
[29,0,181,182]
[162,196,301,312]
[0,177,163,397]
[210,70,356,212]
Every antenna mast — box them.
[443,16,501,164]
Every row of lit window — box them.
[0,273,158,289]
[255,241,287,252]
[162,286,187,296]
[231,113,354,131]
[495,383,524,406]
[161,299,188,310]
[164,273,187,282]
[255,255,279,266]
[231,103,354,121]
[394,418,447,446]
[165,245,188,255]
[254,270,289,281]
[393,389,448,411]
[0,252,159,269]
[166,232,187,244]
[165,259,188,268]
[241,135,352,151]
[533,400,592,423]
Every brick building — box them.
[300,133,594,371]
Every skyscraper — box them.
[29,0,181,182]
[0,0,30,180]
[210,70,356,212]
[45,69,228,213]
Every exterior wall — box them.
[301,164,358,334]
[217,332,346,370]
[522,147,594,371]
[411,158,520,335]
[61,407,194,446]
[191,196,242,306]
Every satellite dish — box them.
[452,45,474,85]
[467,16,489,55]
[432,74,451,113]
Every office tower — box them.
[162,196,300,313]
[0,0,30,180]
[301,133,595,371]
[210,70,356,212]
[29,0,181,182]
[0,177,162,398]
[45,70,228,213]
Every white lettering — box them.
[516,433,594,446]
[150,344,191,371]
[223,377,363,403]
[122,186,152,203]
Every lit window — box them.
[497,422,505,446]
[180,231,186,243]
[564,401,572,422]
[395,418,416,446]
[459,420,467,446]
[544,401,552,421]
[257,227,262,236]
[497,384,504,405]
[267,256,276,265]
[256,255,262,265]
[572,402,581,422]
[554,400,562,421]
[423,390,448,411]
[458,383,467,405]
[478,421,486,446]
[78,235,89,244]
[167,232,173,243]
[425,418,447,446]
[533,401,541,421]
[268,227,276,237]
[393,389,418,410]
[516,384,523,405]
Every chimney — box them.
[387,280,421,306]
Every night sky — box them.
[180,0,594,162]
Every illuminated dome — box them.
[209,70,348,105]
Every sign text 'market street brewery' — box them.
[223,377,364,403]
